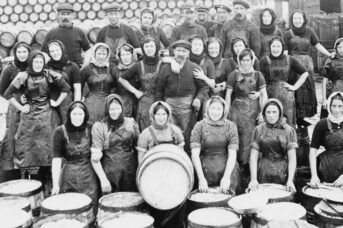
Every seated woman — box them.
[191,96,240,194]
[310,92,343,187]
[249,98,297,192]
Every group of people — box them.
[0,0,343,227]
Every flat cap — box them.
[181,2,196,12]
[171,40,191,50]
[56,3,74,12]
[233,0,250,9]
[103,2,124,12]
[214,4,232,12]
[197,7,209,13]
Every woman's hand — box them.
[248,91,260,100]
[48,70,62,81]
[333,174,343,187]
[220,177,231,194]
[248,179,259,191]
[50,100,59,107]
[213,82,226,93]
[322,99,327,110]
[21,104,30,114]
[286,180,297,192]
[100,178,112,194]
[193,68,207,81]
[283,83,296,91]
[256,112,264,124]
[309,175,321,188]
[198,178,209,193]
[171,60,181,74]
[51,186,60,196]
[20,95,27,104]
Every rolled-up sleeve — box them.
[227,121,239,151]
[190,122,202,149]
[91,122,106,150]
[251,127,260,151]
[286,126,298,151]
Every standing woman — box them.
[310,92,343,187]
[225,48,267,176]
[249,98,297,192]
[259,37,308,127]
[51,101,98,212]
[4,50,70,188]
[229,38,260,70]
[283,10,333,127]
[191,96,240,194]
[46,40,81,123]
[259,8,283,58]
[91,94,140,193]
[81,43,117,124]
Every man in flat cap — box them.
[42,3,91,68]
[96,2,140,64]
[195,7,216,37]
[219,0,261,58]
[209,3,232,37]
[155,40,209,153]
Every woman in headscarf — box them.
[81,43,117,124]
[120,35,162,131]
[91,94,139,194]
[229,37,260,70]
[259,8,283,58]
[310,92,343,187]
[191,96,240,194]
[283,10,333,127]
[4,50,70,191]
[249,98,297,192]
[51,101,98,213]
[135,7,169,49]
[321,38,343,118]
[225,48,268,184]
[260,37,308,127]
[46,40,82,123]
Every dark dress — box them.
[259,28,283,58]
[135,26,169,49]
[212,58,235,98]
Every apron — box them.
[289,31,317,118]
[266,56,296,127]
[84,66,113,124]
[210,58,225,98]
[60,125,98,212]
[105,26,126,63]
[101,125,137,192]
[330,59,343,93]
[229,72,260,164]
[137,61,161,131]
[317,119,343,183]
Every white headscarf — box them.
[327,91,343,124]
[90,42,110,68]
[237,48,257,74]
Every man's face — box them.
[182,9,196,23]
[197,12,207,23]
[174,46,189,63]
[217,8,229,23]
[233,4,247,20]
[58,11,73,26]
[107,11,122,25]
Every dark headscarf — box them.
[149,101,172,130]
[290,10,308,36]
[13,42,31,71]
[65,101,89,132]
[141,35,160,65]
[27,50,45,77]
[231,37,248,63]
[104,94,124,131]
[269,36,285,59]
[140,8,156,30]
[262,98,286,129]
[189,35,206,65]
[47,40,69,70]
[259,8,277,35]
[206,37,223,65]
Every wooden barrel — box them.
[34,28,48,46]
[41,193,94,225]
[87,27,99,44]
[0,29,17,48]
[228,193,268,215]
[188,207,242,228]
[17,27,36,45]
[136,144,194,210]
[97,211,154,228]
[316,15,339,49]
[161,19,176,40]
[0,45,9,59]
[247,183,295,203]
[296,127,310,167]
[33,214,89,228]
[0,179,43,217]
[0,196,32,218]
[97,192,146,223]
[0,208,33,228]
[314,201,343,228]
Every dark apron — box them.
[101,126,137,192]
[105,26,126,64]
[60,126,98,213]
[210,58,225,98]
[137,61,161,131]
[330,59,343,93]
[317,119,343,183]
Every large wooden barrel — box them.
[17,26,36,45]
[97,192,147,223]
[136,144,194,210]
[188,207,242,228]
[314,201,343,228]
[41,193,94,225]
[316,14,339,49]
[0,179,44,217]
[33,27,48,46]
[0,208,33,228]
[0,196,32,218]
[33,214,89,228]
[97,211,154,228]
[88,27,100,44]
[0,45,9,59]
[0,28,17,48]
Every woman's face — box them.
[154,108,168,126]
[16,46,29,62]
[143,41,156,57]
[109,101,122,120]
[70,107,85,127]
[262,10,273,25]
[48,43,63,61]
[191,38,204,55]
[233,41,245,55]
[336,42,343,56]
[292,12,304,28]
[330,99,343,118]
[208,102,224,121]
[270,40,283,57]
[120,49,133,65]
[95,46,108,64]
[265,104,280,124]
[141,12,154,27]
[208,42,220,58]
[240,55,252,69]
[32,56,44,72]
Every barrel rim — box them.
[33,213,89,228]
[0,179,42,197]
[98,211,154,228]
[187,189,232,203]
[314,203,343,225]
[0,196,32,213]
[99,192,145,212]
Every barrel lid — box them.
[99,212,154,228]
[188,188,231,203]
[42,193,92,211]
[100,192,144,208]
[0,196,31,211]
[317,200,343,217]
[0,208,32,227]
[228,192,268,214]
[302,185,339,199]
[248,183,293,201]
[326,188,343,204]
[188,207,241,226]
[0,179,42,196]
[256,202,306,221]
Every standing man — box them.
[42,3,91,68]
[209,3,232,38]
[219,0,261,58]
[96,2,140,64]
[155,40,209,153]
[195,7,216,38]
